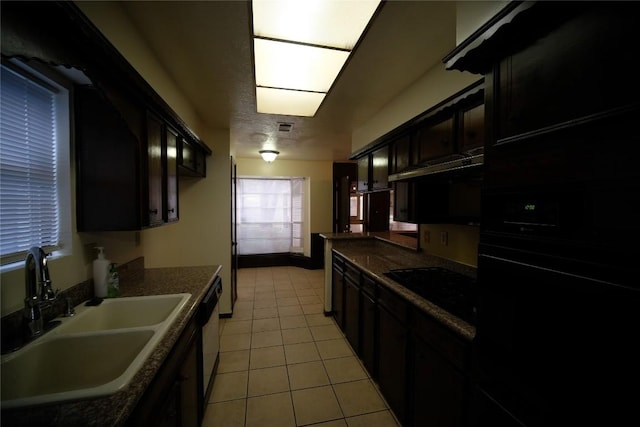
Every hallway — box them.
[202,266,400,427]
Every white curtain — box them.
[237,177,305,255]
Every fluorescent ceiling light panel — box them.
[256,87,325,117]
[254,38,349,92]
[252,0,381,116]
[253,0,381,50]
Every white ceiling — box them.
[120,0,458,161]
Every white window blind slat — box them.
[1,64,60,262]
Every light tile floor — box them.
[202,266,401,427]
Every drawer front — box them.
[332,253,344,269]
[361,274,376,298]
[344,261,360,284]
[378,285,408,323]
[412,308,469,371]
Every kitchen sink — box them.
[0,293,191,409]
[57,293,191,334]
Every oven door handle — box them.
[198,276,222,325]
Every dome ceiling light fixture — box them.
[252,0,382,117]
[259,149,280,162]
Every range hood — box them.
[388,149,484,182]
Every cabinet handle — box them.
[168,208,175,213]
[149,208,158,215]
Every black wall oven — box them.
[472,146,640,426]
[463,3,640,425]
[473,228,639,426]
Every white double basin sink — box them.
[1,293,191,409]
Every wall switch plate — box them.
[440,231,448,246]
[424,230,430,243]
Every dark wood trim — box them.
[238,253,320,270]
[349,79,484,160]
[237,233,325,270]
[443,1,581,75]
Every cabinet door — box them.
[146,112,164,227]
[412,335,466,427]
[371,146,389,190]
[460,103,484,152]
[360,276,376,376]
[331,264,345,329]
[165,127,179,222]
[156,380,181,427]
[377,306,408,424]
[75,86,142,231]
[344,276,360,353]
[179,138,206,177]
[365,190,390,232]
[377,285,408,423]
[393,181,412,223]
[179,332,200,427]
[415,116,454,164]
[357,156,370,192]
[391,134,411,173]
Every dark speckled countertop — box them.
[1,264,221,427]
[321,233,476,341]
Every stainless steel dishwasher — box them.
[198,275,222,410]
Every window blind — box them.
[0,64,60,264]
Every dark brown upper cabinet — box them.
[371,146,389,191]
[75,86,145,232]
[165,126,179,223]
[357,156,370,192]
[414,113,455,164]
[390,133,411,174]
[147,112,179,226]
[459,101,484,153]
[75,88,181,231]
[179,137,207,177]
[2,1,210,231]
[352,79,484,182]
[146,112,165,228]
[356,146,390,193]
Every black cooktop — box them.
[384,267,476,325]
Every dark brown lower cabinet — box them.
[360,275,377,376]
[330,250,471,427]
[377,286,408,424]
[127,314,201,427]
[411,334,466,427]
[331,260,344,329]
[343,275,360,353]
[179,336,200,427]
[410,307,470,427]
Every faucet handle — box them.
[40,282,59,302]
[64,297,75,317]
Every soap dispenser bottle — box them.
[93,247,110,298]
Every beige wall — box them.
[455,1,510,45]
[419,224,479,268]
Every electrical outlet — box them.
[424,230,430,243]
[440,231,448,246]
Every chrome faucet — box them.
[23,246,57,338]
